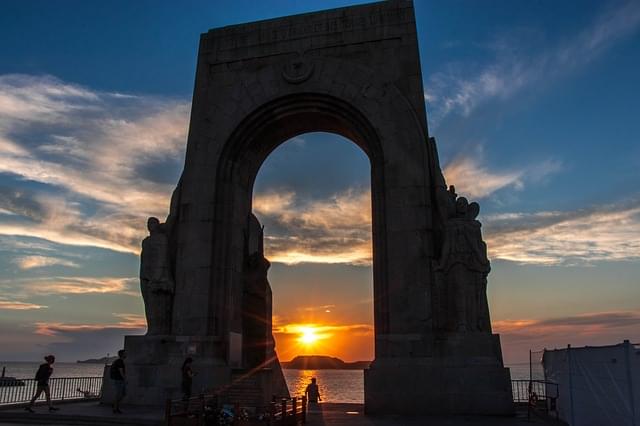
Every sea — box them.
[284,363,532,403]
[1,362,105,379]
[2,361,533,404]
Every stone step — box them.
[221,371,268,407]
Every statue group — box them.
[434,185,492,333]
[139,217,174,335]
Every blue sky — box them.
[0,0,639,363]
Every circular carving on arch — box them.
[281,53,315,84]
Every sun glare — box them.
[299,327,320,345]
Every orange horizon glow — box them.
[272,311,640,364]
[273,322,375,362]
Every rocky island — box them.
[77,356,117,364]
[282,355,371,370]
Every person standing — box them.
[25,355,58,413]
[181,357,194,400]
[110,350,126,414]
[305,377,321,404]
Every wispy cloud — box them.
[253,188,372,265]
[485,199,640,265]
[12,255,79,270]
[274,322,373,338]
[0,276,139,298]
[34,313,146,336]
[0,235,58,253]
[0,313,147,361]
[494,311,640,336]
[255,184,638,266]
[0,298,47,310]
[297,304,336,313]
[494,311,640,362]
[0,195,144,254]
[0,74,189,254]
[426,0,640,123]
[443,150,561,199]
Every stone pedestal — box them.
[101,335,230,406]
[364,333,513,415]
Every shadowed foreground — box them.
[306,403,565,425]
[0,401,565,426]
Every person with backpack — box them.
[25,355,58,413]
[110,350,126,414]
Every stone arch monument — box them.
[121,0,513,414]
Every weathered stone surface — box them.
[119,0,512,414]
[139,217,174,335]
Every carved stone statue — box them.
[140,217,174,335]
[242,214,274,368]
[435,186,491,333]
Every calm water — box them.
[284,369,363,403]
[1,362,532,404]
[0,362,105,404]
[283,364,532,403]
[0,362,105,379]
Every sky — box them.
[0,0,639,364]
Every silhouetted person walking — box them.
[110,350,126,414]
[181,357,194,400]
[25,355,58,413]
[305,377,321,404]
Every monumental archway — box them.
[121,0,513,415]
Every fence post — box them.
[624,340,637,426]
[528,349,534,421]
[292,397,297,424]
[302,395,307,423]
[281,398,287,423]
[567,344,575,426]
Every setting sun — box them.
[299,327,320,345]
[273,322,374,360]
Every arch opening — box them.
[211,93,390,347]
[249,131,374,402]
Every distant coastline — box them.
[76,356,116,364]
[282,355,371,370]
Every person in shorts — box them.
[110,350,126,414]
[305,377,322,404]
[25,355,58,413]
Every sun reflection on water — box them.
[283,369,364,403]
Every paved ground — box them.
[0,400,162,425]
[0,401,565,425]
[305,403,564,425]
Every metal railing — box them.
[0,377,102,406]
[511,379,558,403]
[165,393,219,426]
[270,396,306,425]
[512,379,560,421]
[165,394,307,425]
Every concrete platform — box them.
[306,403,564,425]
[0,401,565,425]
[0,401,163,426]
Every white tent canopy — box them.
[543,340,639,426]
